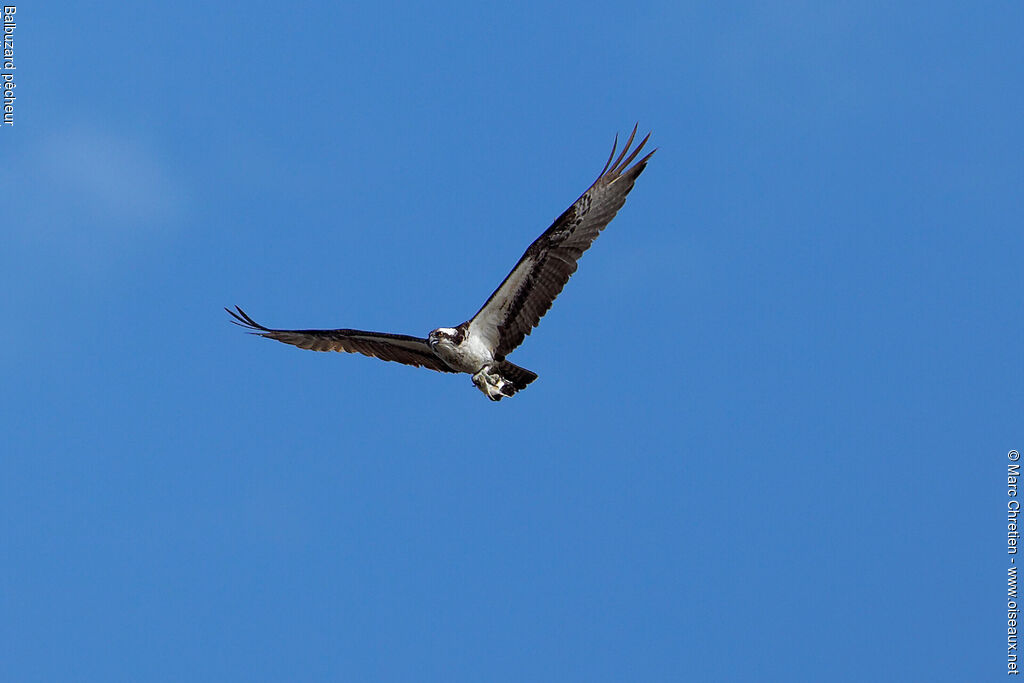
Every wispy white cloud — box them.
[1,123,189,253]
[0,123,193,314]
[38,123,187,228]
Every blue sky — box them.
[2,2,1020,681]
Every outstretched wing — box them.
[226,306,457,373]
[467,125,655,359]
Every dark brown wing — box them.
[467,125,655,358]
[226,306,457,373]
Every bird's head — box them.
[428,327,463,350]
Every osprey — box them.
[228,126,655,400]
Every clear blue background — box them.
[2,2,1020,681]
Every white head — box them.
[428,327,463,351]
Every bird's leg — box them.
[472,364,509,401]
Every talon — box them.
[472,364,516,400]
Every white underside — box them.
[466,255,535,353]
[433,329,494,373]
[432,329,511,399]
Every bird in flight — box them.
[228,125,655,400]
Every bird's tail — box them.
[494,361,538,394]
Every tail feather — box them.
[495,361,538,393]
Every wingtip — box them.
[226,305,267,331]
[599,125,655,179]
[599,132,620,178]
[596,125,656,179]
[609,126,638,172]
